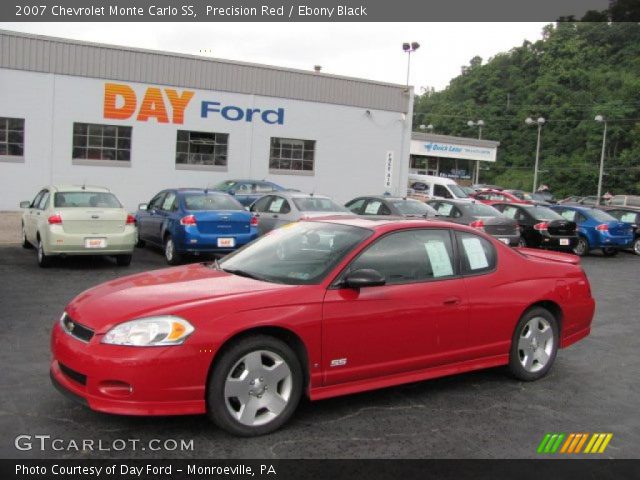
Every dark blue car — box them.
[213,179,286,207]
[550,205,634,256]
[136,189,259,264]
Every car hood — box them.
[64,263,291,333]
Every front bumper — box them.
[44,225,136,256]
[50,322,213,416]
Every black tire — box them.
[37,237,52,268]
[517,236,528,248]
[207,335,303,436]
[601,247,618,257]
[116,254,132,266]
[508,307,559,381]
[573,236,589,257]
[21,223,32,249]
[633,237,640,256]
[135,232,146,248]
[164,234,182,265]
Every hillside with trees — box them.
[413,15,640,197]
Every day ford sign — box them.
[410,139,497,162]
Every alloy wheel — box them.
[517,316,554,373]
[573,237,588,256]
[634,238,640,256]
[224,350,293,427]
[37,240,44,262]
[165,238,174,261]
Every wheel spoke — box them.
[225,378,249,400]
[517,337,529,351]
[243,351,263,373]
[535,349,550,366]
[264,360,290,385]
[538,326,553,344]
[523,352,534,371]
[238,398,260,425]
[264,392,288,416]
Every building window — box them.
[72,123,132,162]
[0,117,25,159]
[176,130,228,169]
[269,137,315,174]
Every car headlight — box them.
[102,316,194,346]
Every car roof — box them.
[171,188,229,195]
[270,191,332,200]
[308,215,479,234]
[353,196,420,202]
[47,185,110,193]
[219,179,276,184]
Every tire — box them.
[37,237,52,268]
[164,235,182,265]
[116,254,132,266]
[517,236,527,248]
[633,237,640,256]
[135,231,146,248]
[509,307,559,381]
[207,335,303,436]
[601,247,618,257]
[21,223,32,249]
[573,236,589,257]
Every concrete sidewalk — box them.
[0,211,22,244]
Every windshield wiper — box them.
[222,268,265,281]
[206,258,222,270]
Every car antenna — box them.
[81,179,86,190]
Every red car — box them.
[51,218,595,436]
[471,189,532,206]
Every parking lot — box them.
[1,237,639,459]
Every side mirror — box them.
[19,201,31,209]
[138,203,148,211]
[228,189,236,196]
[344,269,386,289]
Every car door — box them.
[250,195,276,235]
[260,195,292,231]
[34,190,51,240]
[322,228,469,386]
[25,189,45,242]
[157,191,178,240]
[139,192,166,244]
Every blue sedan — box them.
[550,204,634,256]
[136,189,259,264]
[213,179,287,207]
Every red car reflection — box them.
[51,218,594,436]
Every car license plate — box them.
[499,238,510,245]
[559,239,570,246]
[217,238,235,248]
[85,238,107,249]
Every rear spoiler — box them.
[516,247,580,265]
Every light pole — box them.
[467,120,484,183]
[402,42,420,87]
[595,115,607,206]
[525,117,545,192]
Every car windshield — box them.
[213,181,237,192]
[219,222,371,285]
[528,206,564,220]
[292,197,348,212]
[54,192,121,208]
[465,203,501,216]
[184,194,242,211]
[448,184,469,198]
[589,209,617,222]
[390,199,436,216]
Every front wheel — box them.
[633,237,640,256]
[601,247,618,257]
[517,236,528,248]
[509,307,559,381]
[573,236,589,256]
[115,254,132,266]
[164,235,182,265]
[207,335,303,436]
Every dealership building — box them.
[0,30,414,211]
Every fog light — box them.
[98,381,133,397]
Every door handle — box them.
[443,296,460,305]
[273,214,279,219]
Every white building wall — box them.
[1,68,410,211]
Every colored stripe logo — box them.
[537,433,613,454]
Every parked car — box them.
[471,189,531,206]
[606,195,640,208]
[213,179,287,207]
[559,195,606,207]
[550,205,635,256]
[460,186,477,196]
[345,196,438,218]
[492,203,577,251]
[472,184,503,191]
[408,174,469,199]
[135,189,259,264]
[505,189,551,205]
[427,199,520,246]
[600,206,640,255]
[531,191,556,204]
[50,217,595,436]
[20,185,136,267]
[249,192,351,235]
[558,195,584,204]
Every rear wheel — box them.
[509,307,559,381]
[207,335,303,436]
[21,223,31,249]
[135,231,146,248]
[601,247,618,257]
[573,236,589,256]
[116,254,132,266]
[633,237,640,256]
[37,237,52,268]
[164,235,182,265]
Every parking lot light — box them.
[525,117,545,192]
[595,115,607,206]
[467,120,485,183]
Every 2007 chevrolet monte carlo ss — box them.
[51,217,595,436]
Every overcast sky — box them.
[0,22,548,92]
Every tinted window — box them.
[54,192,121,208]
[148,193,166,210]
[588,209,617,222]
[293,197,347,213]
[162,192,177,211]
[345,198,366,214]
[434,184,453,198]
[184,194,242,211]
[527,206,564,220]
[500,205,523,221]
[435,203,454,216]
[363,200,391,215]
[256,182,277,194]
[390,199,435,216]
[457,232,497,275]
[466,203,501,217]
[267,197,291,214]
[559,209,577,222]
[349,229,456,284]
[214,181,236,192]
[448,184,469,198]
[251,196,272,212]
[31,190,45,209]
[219,222,370,285]
[37,191,50,210]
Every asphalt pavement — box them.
[1,244,638,459]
